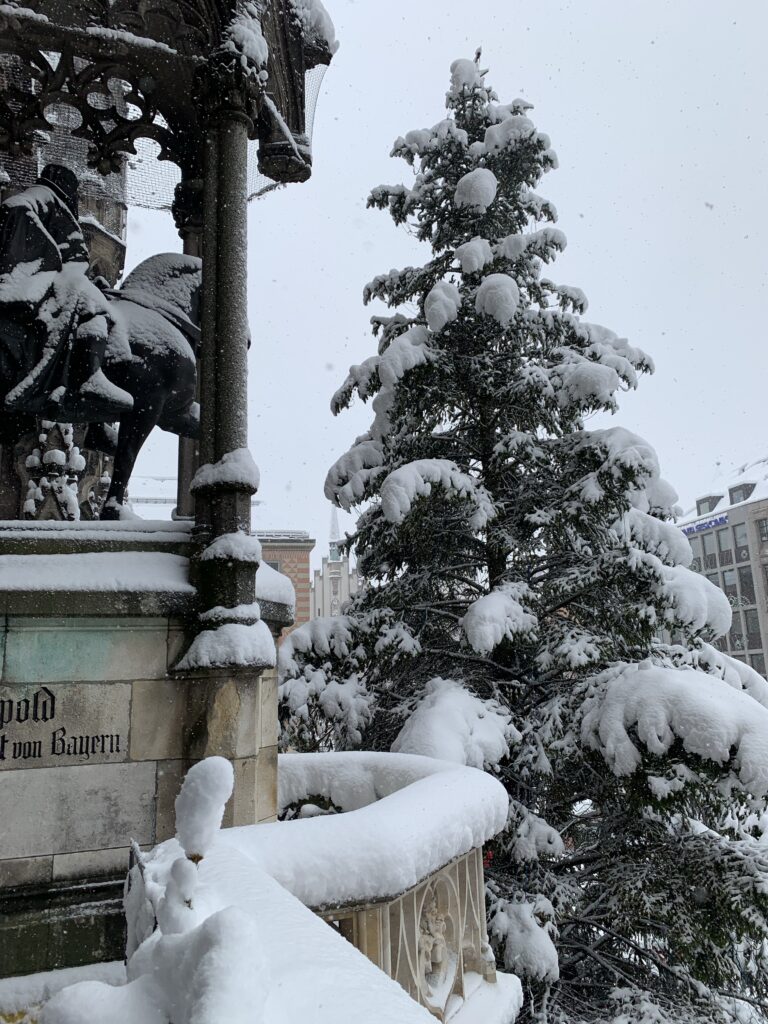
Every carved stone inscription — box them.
[0,683,130,771]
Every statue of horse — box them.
[0,252,201,519]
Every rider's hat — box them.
[39,164,79,218]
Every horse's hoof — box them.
[100,503,121,521]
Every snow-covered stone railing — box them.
[119,753,512,1024]
[221,752,509,1021]
[39,757,520,1024]
[238,751,508,906]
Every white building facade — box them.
[678,457,768,677]
[312,509,359,618]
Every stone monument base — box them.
[0,521,285,977]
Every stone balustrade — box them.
[318,847,496,1022]
[218,751,509,1021]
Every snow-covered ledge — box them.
[226,752,507,907]
[136,753,513,1022]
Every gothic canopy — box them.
[0,0,335,189]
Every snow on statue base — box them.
[0,520,286,978]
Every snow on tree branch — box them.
[656,563,731,636]
[475,273,520,326]
[454,167,498,212]
[379,458,495,528]
[278,616,378,749]
[424,281,461,332]
[454,236,494,274]
[488,890,559,983]
[462,583,538,655]
[581,662,768,795]
[391,677,519,769]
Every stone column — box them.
[172,175,204,521]
[193,59,261,613]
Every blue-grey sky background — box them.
[128,0,768,568]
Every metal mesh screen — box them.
[125,62,328,210]
[0,55,328,212]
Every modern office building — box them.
[679,457,768,676]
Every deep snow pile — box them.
[43,852,442,1024]
[39,756,519,1024]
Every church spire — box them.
[329,506,341,560]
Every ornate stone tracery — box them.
[319,848,497,1022]
[15,421,112,520]
[0,48,177,173]
[0,0,333,181]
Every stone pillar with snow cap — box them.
[172,171,205,522]
[168,51,283,854]
[185,50,269,630]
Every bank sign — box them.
[682,513,729,536]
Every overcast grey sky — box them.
[129,0,768,568]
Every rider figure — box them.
[0,163,133,422]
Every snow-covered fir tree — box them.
[280,56,768,1023]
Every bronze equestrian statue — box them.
[0,165,201,518]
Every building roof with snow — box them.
[679,455,768,528]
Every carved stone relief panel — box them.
[318,847,497,1022]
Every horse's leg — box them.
[84,421,118,456]
[100,404,160,520]
[157,400,200,440]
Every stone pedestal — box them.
[0,521,286,977]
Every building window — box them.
[702,532,717,570]
[750,653,766,678]
[687,535,701,572]
[697,496,722,516]
[729,612,745,652]
[717,528,733,566]
[745,609,762,650]
[706,573,719,589]
[722,569,738,605]
[758,519,768,544]
[264,559,280,571]
[738,566,756,605]
[729,483,755,505]
[733,522,750,562]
